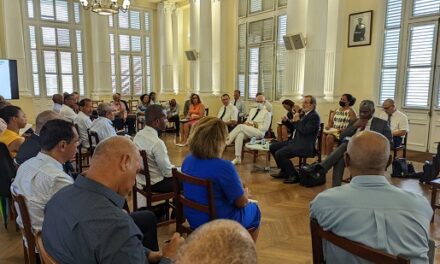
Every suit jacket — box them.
[289,110,321,157]
[246,107,272,133]
[340,117,393,145]
[0,143,16,196]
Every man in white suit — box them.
[226,95,271,165]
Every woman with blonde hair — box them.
[181,116,261,241]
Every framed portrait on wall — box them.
[348,10,373,47]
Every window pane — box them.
[120,55,130,75]
[44,51,57,73]
[33,74,40,96]
[62,75,73,93]
[45,74,58,96]
[131,36,141,52]
[380,68,398,103]
[382,29,400,67]
[278,0,287,7]
[132,56,142,75]
[31,50,38,73]
[119,12,129,28]
[248,47,259,98]
[145,12,150,31]
[57,28,70,47]
[408,24,435,66]
[238,24,246,47]
[76,30,82,52]
[248,18,273,44]
[29,26,37,49]
[238,0,247,17]
[130,11,140,29]
[79,75,85,96]
[405,67,431,107]
[108,16,114,27]
[109,34,115,54]
[238,48,246,73]
[133,76,143,95]
[111,76,117,94]
[119,35,130,51]
[42,27,56,46]
[27,0,34,18]
[413,0,440,16]
[121,75,131,96]
[386,0,403,27]
[145,57,151,75]
[55,0,69,22]
[276,15,287,100]
[74,3,81,23]
[77,53,83,74]
[111,55,116,75]
[60,52,72,73]
[249,0,274,14]
[260,45,274,100]
[145,37,150,56]
[40,0,55,20]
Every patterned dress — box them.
[331,108,351,139]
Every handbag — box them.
[299,163,326,187]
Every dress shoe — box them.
[270,172,286,179]
[231,158,242,165]
[302,163,324,174]
[284,175,300,184]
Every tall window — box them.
[237,0,287,101]
[23,0,85,96]
[109,10,152,97]
[380,0,440,108]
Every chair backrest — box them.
[128,99,139,113]
[132,150,153,209]
[310,219,410,264]
[204,107,209,116]
[327,110,335,126]
[11,194,38,264]
[172,168,216,234]
[35,231,58,264]
[87,129,99,154]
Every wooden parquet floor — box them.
[1,133,440,263]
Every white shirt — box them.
[263,101,273,112]
[59,104,77,123]
[11,152,74,231]
[378,109,409,133]
[53,103,62,114]
[233,98,246,118]
[133,126,173,185]
[90,117,116,142]
[217,104,238,123]
[247,107,271,133]
[74,111,92,148]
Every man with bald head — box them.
[175,219,257,264]
[226,94,271,164]
[52,94,63,113]
[378,98,409,149]
[310,131,432,263]
[43,136,182,263]
[90,102,117,142]
[305,100,393,187]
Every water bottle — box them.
[261,138,266,145]
[250,136,256,145]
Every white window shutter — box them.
[413,0,440,17]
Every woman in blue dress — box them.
[182,116,261,241]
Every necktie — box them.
[234,100,237,106]
[387,114,391,127]
[251,109,260,121]
[220,106,227,120]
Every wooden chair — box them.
[35,231,58,264]
[204,107,209,116]
[310,219,410,264]
[11,194,38,264]
[298,123,324,167]
[74,124,91,173]
[172,168,256,236]
[242,116,274,163]
[393,132,408,159]
[128,99,139,113]
[132,150,175,226]
[87,129,99,155]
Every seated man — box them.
[305,100,393,187]
[270,95,320,184]
[59,93,77,123]
[11,119,78,230]
[51,94,63,114]
[378,98,409,148]
[175,219,256,264]
[90,103,117,142]
[167,99,180,137]
[233,90,246,122]
[256,92,272,112]
[111,92,136,134]
[42,136,183,263]
[226,95,271,165]
[217,94,238,131]
[74,98,93,149]
[133,105,174,193]
[0,105,27,158]
[310,131,432,263]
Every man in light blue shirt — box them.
[310,131,432,264]
[90,103,116,142]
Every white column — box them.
[303,0,328,98]
[189,0,199,93]
[212,0,221,95]
[90,14,112,99]
[158,1,176,94]
[283,0,307,99]
[198,0,212,95]
[323,0,340,100]
[172,8,183,94]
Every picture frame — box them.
[348,10,373,47]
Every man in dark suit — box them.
[270,95,321,184]
[305,100,393,187]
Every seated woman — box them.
[323,93,357,155]
[0,105,26,158]
[277,99,300,141]
[176,94,205,147]
[136,94,150,124]
[182,117,261,241]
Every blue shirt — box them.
[310,176,433,264]
[182,155,244,229]
[42,175,167,264]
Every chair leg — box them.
[431,186,437,223]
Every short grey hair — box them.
[97,103,113,117]
[175,220,257,264]
[359,100,375,111]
